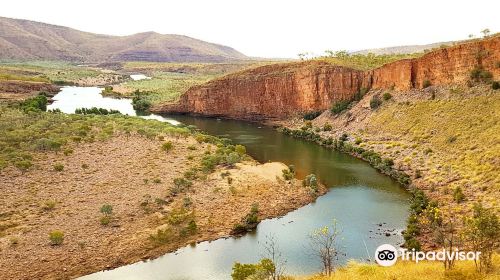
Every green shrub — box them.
[235,144,246,155]
[323,123,332,131]
[410,189,429,214]
[422,80,431,88]
[404,237,421,251]
[14,160,32,172]
[282,165,295,180]
[492,81,500,90]
[231,263,258,280]
[100,204,113,215]
[75,107,120,115]
[463,203,500,271]
[161,141,173,152]
[331,100,351,114]
[453,186,465,203]
[186,220,197,234]
[99,216,111,225]
[303,111,321,120]
[225,152,241,166]
[470,67,493,83]
[149,228,174,245]
[132,91,152,112]
[245,204,259,224]
[21,94,48,112]
[370,95,382,109]
[231,259,276,280]
[49,230,64,245]
[383,92,392,100]
[171,177,193,194]
[303,174,319,193]
[183,197,193,208]
[42,200,56,211]
[340,133,348,142]
[35,138,63,151]
[53,163,64,172]
[382,158,394,167]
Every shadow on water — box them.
[49,87,410,280]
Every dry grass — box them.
[307,254,500,280]
[365,92,500,208]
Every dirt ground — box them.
[0,134,322,279]
[0,80,59,101]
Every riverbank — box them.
[270,84,500,249]
[0,106,324,279]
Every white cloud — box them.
[2,0,499,58]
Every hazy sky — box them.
[2,0,499,58]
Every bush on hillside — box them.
[470,66,493,83]
[282,165,295,180]
[331,100,351,114]
[303,111,321,120]
[49,230,64,245]
[370,95,382,109]
[21,94,48,112]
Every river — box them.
[47,86,410,280]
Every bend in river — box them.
[48,86,410,280]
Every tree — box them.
[426,205,462,270]
[481,28,490,38]
[261,234,287,280]
[231,263,258,280]
[308,220,344,276]
[463,203,500,272]
[231,258,276,280]
[324,50,335,57]
[334,50,350,59]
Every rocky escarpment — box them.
[154,36,500,120]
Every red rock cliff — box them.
[154,36,500,120]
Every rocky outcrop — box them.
[370,36,500,90]
[154,36,500,120]
[155,62,369,120]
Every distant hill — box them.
[0,16,248,62]
[353,41,458,55]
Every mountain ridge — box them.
[0,16,248,62]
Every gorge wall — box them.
[153,36,500,120]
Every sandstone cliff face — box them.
[154,37,500,120]
[371,36,500,90]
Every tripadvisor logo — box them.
[374,244,481,267]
